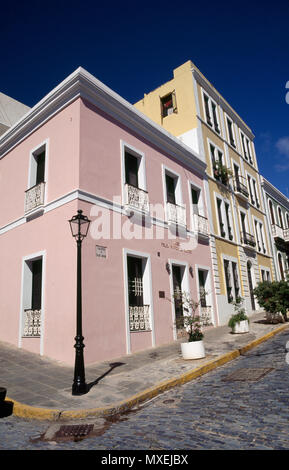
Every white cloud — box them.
[275,137,289,171]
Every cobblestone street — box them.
[1,330,289,451]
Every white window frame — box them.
[121,140,147,188]
[195,265,215,325]
[207,138,226,177]
[222,255,241,303]
[168,259,190,340]
[18,250,46,355]
[215,193,233,240]
[201,90,221,135]
[225,114,236,149]
[123,249,155,354]
[188,180,205,232]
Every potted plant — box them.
[175,292,206,359]
[228,297,249,333]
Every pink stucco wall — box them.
[0,95,217,366]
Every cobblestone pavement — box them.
[1,330,289,451]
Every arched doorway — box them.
[247,261,256,311]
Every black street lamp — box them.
[69,209,91,395]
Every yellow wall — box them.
[134,61,198,136]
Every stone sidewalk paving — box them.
[1,311,288,420]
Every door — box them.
[247,261,255,310]
[172,265,184,328]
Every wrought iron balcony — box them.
[167,202,186,227]
[129,305,150,331]
[283,228,289,243]
[25,182,45,214]
[272,224,284,240]
[194,214,210,238]
[234,176,249,200]
[22,309,41,337]
[241,231,256,249]
[124,184,149,213]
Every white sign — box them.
[96,245,107,259]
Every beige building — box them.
[135,60,274,324]
[0,92,30,136]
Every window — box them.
[226,117,236,148]
[163,168,186,227]
[217,198,226,237]
[268,200,275,225]
[259,223,266,253]
[191,187,200,215]
[203,92,220,134]
[224,260,233,303]
[246,137,253,164]
[247,175,255,205]
[278,207,284,229]
[252,180,260,208]
[161,92,177,118]
[240,211,255,247]
[126,255,151,332]
[224,259,240,303]
[122,143,149,213]
[25,143,47,213]
[125,151,139,188]
[21,255,44,338]
[240,132,248,160]
[278,253,285,280]
[216,197,233,240]
[232,262,240,299]
[225,202,233,240]
[29,145,46,188]
[210,143,226,182]
[166,174,176,205]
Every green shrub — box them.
[253,280,289,322]
[228,297,249,329]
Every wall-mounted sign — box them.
[96,245,107,259]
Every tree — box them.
[253,280,289,322]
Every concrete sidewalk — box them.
[1,311,289,421]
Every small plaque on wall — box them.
[159,291,165,298]
[96,245,107,259]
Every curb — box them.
[7,323,289,421]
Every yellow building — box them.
[134,60,274,324]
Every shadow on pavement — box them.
[87,362,125,392]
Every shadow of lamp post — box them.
[69,209,91,395]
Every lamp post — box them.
[69,209,91,395]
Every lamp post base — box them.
[72,335,88,396]
[72,381,89,396]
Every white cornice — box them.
[0,67,207,175]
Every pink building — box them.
[0,68,218,365]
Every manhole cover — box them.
[222,368,274,382]
[55,424,94,439]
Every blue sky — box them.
[1,0,289,196]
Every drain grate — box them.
[55,424,94,439]
[223,368,274,382]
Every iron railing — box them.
[129,305,150,331]
[241,231,256,248]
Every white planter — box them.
[181,340,205,360]
[232,319,249,334]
